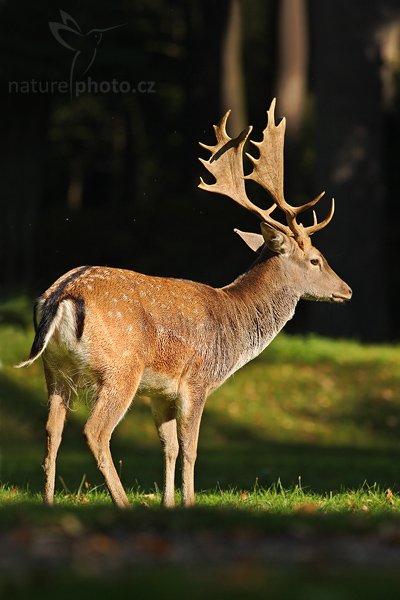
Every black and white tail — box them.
[16,265,90,368]
[16,299,63,368]
[15,295,86,368]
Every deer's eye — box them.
[310,258,320,266]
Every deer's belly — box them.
[137,368,179,399]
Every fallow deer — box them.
[18,99,352,508]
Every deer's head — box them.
[199,99,352,304]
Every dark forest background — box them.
[1,0,400,342]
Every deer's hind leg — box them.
[83,368,142,508]
[42,363,71,506]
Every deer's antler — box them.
[245,99,334,245]
[198,98,335,248]
[198,111,276,222]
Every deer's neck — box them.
[219,255,300,375]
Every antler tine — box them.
[303,198,335,236]
[213,109,230,142]
[198,111,277,222]
[292,190,326,217]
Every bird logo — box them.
[49,10,123,97]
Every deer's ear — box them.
[260,222,291,255]
[234,229,264,253]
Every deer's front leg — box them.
[150,396,179,508]
[177,391,206,507]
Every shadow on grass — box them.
[283,361,400,444]
[2,568,400,600]
[333,387,400,444]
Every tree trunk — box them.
[221,0,247,136]
[275,0,308,200]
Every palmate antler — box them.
[199,98,335,248]
[198,112,276,222]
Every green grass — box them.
[1,297,400,595]
[1,481,400,518]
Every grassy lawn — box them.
[1,297,400,597]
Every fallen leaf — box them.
[59,513,84,536]
[293,502,319,514]
[86,533,116,554]
[137,533,170,557]
[386,488,395,506]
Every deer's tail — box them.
[15,299,61,368]
[15,294,85,368]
